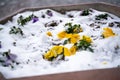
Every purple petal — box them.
[9,54,17,60]
[3,60,11,66]
[32,17,39,23]
[48,12,53,16]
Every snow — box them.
[0,9,120,79]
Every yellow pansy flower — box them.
[43,46,63,60]
[57,31,67,39]
[46,31,52,36]
[102,27,116,38]
[81,35,92,43]
[43,45,78,60]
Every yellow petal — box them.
[65,34,72,38]
[50,46,58,57]
[72,34,80,39]
[81,35,92,43]
[57,46,64,55]
[43,50,53,59]
[43,53,49,59]
[102,27,115,38]
[57,31,67,39]
[52,46,63,55]
[46,31,52,36]
[102,61,107,65]
[70,46,77,55]
[49,50,56,58]
[70,34,80,43]
[70,38,77,44]
[63,47,71,56]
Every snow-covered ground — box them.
[0,9,120,79]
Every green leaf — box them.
[17,14,35,26]
[0,28,3,31]
[95,14,108,20]
[65,23,82,34]
[63,40,68,45]
[9,26,24,35]
[76,40,93,52]
[81,9,91,16]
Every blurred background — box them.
[0,0,120,19]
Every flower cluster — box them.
[102,27,116,38]
[57,23,83,44]
[43,45,76,61]
[43,23,93,61]
[0,50,18,68]
[43,34,93,61]
[17,14,38,26]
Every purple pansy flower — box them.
[46,10,53,17]
[1,50,17,66]
[32,17,39,23]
